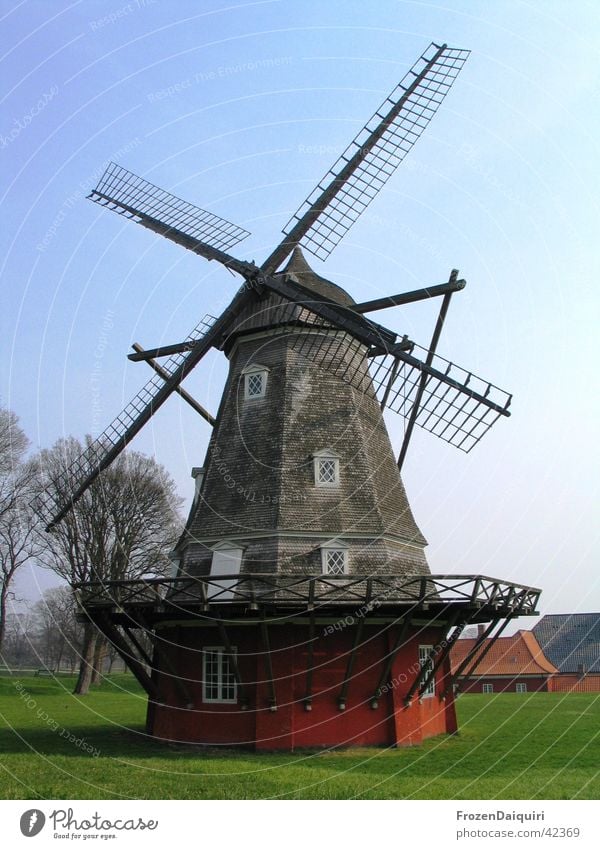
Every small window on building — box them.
[515,683,527,693]
[482,683,494,694]
[202,647,237,703]
[418,645,435,698]
[313,450,340,487]
[242,364,268,400]
[321,542,348,576]
[209,542,243,600]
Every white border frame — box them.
[202,646,238,704]
[241,364,269,400]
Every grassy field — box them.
[0,674,597,800]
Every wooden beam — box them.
[131,343,216,426]
[416,609,463,701]
[260,619,277,711]
[122,625,154,669]
[95,614,158,699]
[304,611,316,711]
[457,616,514,693]
[217,618,248,708]
[353,276,466,314]
[338,615,365,710]
[397,272,457,470]
[371,614,411,708]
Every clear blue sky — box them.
[1,0,599,625]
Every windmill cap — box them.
[279,247,355,307]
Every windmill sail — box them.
[270,42,469,266]
[250,294,510,454]
[40,314,217,529]
[89,163,251,253]
[370,343,511,452]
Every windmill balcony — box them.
[74,573,540,625]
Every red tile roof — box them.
[452,630,558,677]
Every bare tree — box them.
[0,408,37,656]
[33,586,83,672]
[1,610,39,670]
[0,408,29,475]
[34,437,183,694]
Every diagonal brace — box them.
[338,615,366,710]
[397,270,457,470]
[371,614,411,708]
[131,343,215,426]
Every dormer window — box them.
[242,364,268,400]
[209,541,244,600]
[313,449,340,487]
[321,541,348,575]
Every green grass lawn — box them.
[0,674,597,799]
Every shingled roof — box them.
[177,247,430,579]
[280,247,356,307]
[533,613,600,673]
[451,631,557,677]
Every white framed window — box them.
[313,450,340,487]
[202,646,237,703]
[515,682,527,693]
[482,683,494,694]
[418,645,435,698]
[320,541,348,575]
[242,364,268,400]
[209,542,243,600]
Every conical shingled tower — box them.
[176,248,429,584]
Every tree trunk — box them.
[73,624,98,695]
[91,637,108,685]
[0,585,7,658]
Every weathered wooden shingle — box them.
[180,249,429,580]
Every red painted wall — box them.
[148,621,457,750]
[458,676,550,694]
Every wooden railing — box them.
[74,573,541,616]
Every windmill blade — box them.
[249,273,510,455]
[369,343,512,453]
[39,313,215,530]
[263,42,469,271]
[257,294,510,453]
[89,162,251,259]
[41,282,259,530]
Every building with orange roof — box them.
[451,629,558,694]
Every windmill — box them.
[45,42,540,750]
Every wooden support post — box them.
[338,615,365,710]
[122,625,154,669]
[397,271,457,471]
[131,342,216,426]
[457,616,514,693]
[217,617,248,708]
[371,614,411,708]
[380,357,400,411]
[260,619,277,711]
[416,609,463,700]
[440,616,500,699]
[404,646,436,706]
[95,614,158,699]
[352,277,466,314]
[304,611,316,711]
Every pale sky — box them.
[1,0,599,627]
